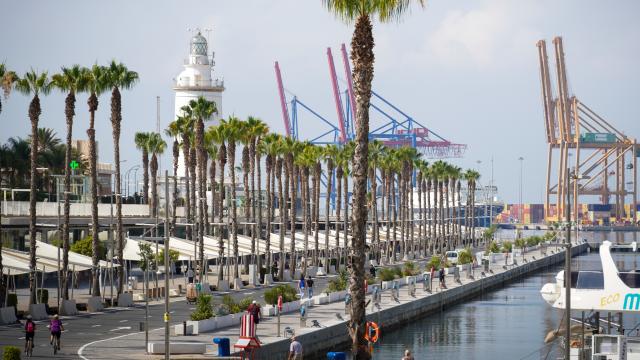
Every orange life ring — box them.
[364,321,380,343]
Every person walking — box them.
[298,274,306,299]
[288,336,303,360]
[186,267,194,284]
[49,314,64,349]
[439,267,446,290]
[24,315,35,354]
[306,276,314,298]
[402,349,415,360]
[247,300,261,325]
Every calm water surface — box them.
[361,231,640,360]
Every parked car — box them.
[445,250,460,265]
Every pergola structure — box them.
[537,36,639,223]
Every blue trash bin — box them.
[327,352,347,360]
[213,337,230,356]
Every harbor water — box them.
[363,231,640,360]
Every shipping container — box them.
[588,204,612,212]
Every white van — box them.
[445,250,460,265]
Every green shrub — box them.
[2,346,20,360]
[71,235,106,260]
[457,248,473,265]
[392,266,403,278]
[6,294,17,309]
[515,238,526,250]
[402,261,418,276]
[501,240,513,253]
[264,284,298,305]
[377,268,396,282]
[543,231,556,242]
[527,236,541,247]
[37,289,48,305]
[324,270,349,293]
[222,295,241,314]
[485,241,500,254]
[190,294,213,321]
[427,256,441,271]
[157,249,179,264]
[238,297,254,312]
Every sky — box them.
[1,0,639,204]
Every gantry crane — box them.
[537,37,639,224]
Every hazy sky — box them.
[2,0,639,203]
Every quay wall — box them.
[252,243,588,359]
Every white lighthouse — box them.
[174,31,224,176]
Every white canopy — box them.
[3,249,72,272]
[1,251,39,275]
[124,237,193,261]
[34,240,115,269]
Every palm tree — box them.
[323,2,425,355]
[0,63,17,115]
[147,133,167,220]
[465,170,480,247]
[239,122,253,272]
[105,61,138,295]
[207,124,227,282]
[183,97,217,281]
[339,142,355,269]
[204,127,219,232]
[134,132,151,205]
[310,146,323,270]
[165,120,182,236]
[431,160,447,254]
[449,166,463,249]
[51,65,85,300]
[368,140,384,262]
[280,137,299,275]
[220,116,243,286]
[260,133,280,278]
[15,70,52,304]
[323,144,339,270]
[246,117,268,275]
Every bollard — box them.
[183,321,187,336]
[139,322,146,331]
[300,305,307,328]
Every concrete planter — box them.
[329,266,336,274]
[444,267,456,275]
[457,264,472,273]
[381,281,393,290]
[488,253,504,264]
[283,270,292,282]
[263,306,277,317]
[283,300,301,313]
[405,276,417,286]
[306,266,318,277]
[316,267,326,276]
[314,295,330,305]
[0,307,17,324]
[328,290,347,303]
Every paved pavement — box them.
[0,269,346,359]
[77,244,570,359]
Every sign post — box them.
[277,295,283,337]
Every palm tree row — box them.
[1,62,137,304]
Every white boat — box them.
[541,240,640,312]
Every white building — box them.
[173,31,225,177]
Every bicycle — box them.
[25,337,34,357]
[52,332,61,355]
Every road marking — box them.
[18,337,24,340]
[119,320,128,323]
[78,332,139,360]
[169,311,175,314]
[109,326,132,332]
[92,324,101,328]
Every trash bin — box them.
[327,352,347,360]
[213,337,230,356]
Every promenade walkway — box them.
[81,241,583,359]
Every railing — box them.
[1,201,149,217]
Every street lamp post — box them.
[164,171,170,360]
[518,157,524,223]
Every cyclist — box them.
[24,315,35,354]
[49,314,63,349]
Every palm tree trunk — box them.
[302,166,309,275]
[62,91,75,300]
[313,162,321,269]
[349,14,373,359]
[210,156,216,233]
[195,119,206,281]
[228,142,239,281]
[391,174,398,262]
[28,95,41,305]
[242,147,251,274]
[182,137,191,242]
[384,170,391,263]
[288,161,297,274]
[278,158,286,280]
[88,93,100,297]
[343,169,348,268]
[265,155,273,272]
[250,140,260,274]
[409,169,415,258]
[335,168,342,271]
[417,172,423,258]
[324,160,333,271]
[110,86,125,295]
[399,171,405,259]
[189,147,198,268]
[427,178,433,254]
[217,143,226,281]
[142,150,149,205]
[438,180,444,254]
[171,140,179,237]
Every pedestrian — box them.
[306,276,314,298]
[402,349,415,360]
[298,274,306,298]
[247,300,261,325]
[439,267,445,289]
[186,267,194,284]
[288,336,303,360]
[430,266,435,290]
[24,315,35,354]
